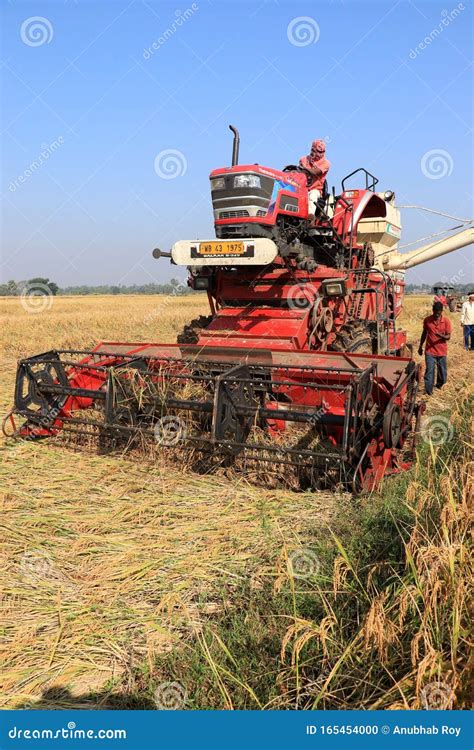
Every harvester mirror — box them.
[321,279,347,297]
[152,247,172,259]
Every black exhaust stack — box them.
[229,124,240,166]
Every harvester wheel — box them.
[347,337,373,353]
[330,322,375,354]
[448,298,457,312]
[383,404,402,448]
[177,315,213,345]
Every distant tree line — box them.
[0,278,194,296]
[0,277,59,296]
[406,283,473,294]
[2,279,471,297]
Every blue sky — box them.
[1,0,472,287]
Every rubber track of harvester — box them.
[330,320,376,354]
[177,314,213,344]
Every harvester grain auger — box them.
[5,126,473,492]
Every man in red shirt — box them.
[299,139,330,217]
[434,293,447,307]
[418,301,452,396]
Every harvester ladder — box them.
[350,244,371,318]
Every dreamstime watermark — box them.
[154,416,187,446]
[154,149,187,179]
[20,281,54,313]
[19,549,55,584]
[421,149,453,180]
[287,283,319,311]
[19,546,79,596]
[309,404,327,427]
[143,5,199,59]
[420,415,454,446]
[408,4,465,59]
[444,268,465,286]
[8,724,126,740]
[154,681,187,709]
[420,680,455,709]
[143,278,188,323]
[287,548,321,579]
[9,137,65,192]
[20,16,54,46]
[287,16,320,47]
[26,405,61,439]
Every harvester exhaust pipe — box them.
[229,124,240,166]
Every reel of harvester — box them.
[5,342,422,492]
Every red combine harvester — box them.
[6,127,473,491]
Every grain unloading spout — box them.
[382,226,473,271]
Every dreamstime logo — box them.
[420,415,454,446]
[20,282,54,313]
[287,283,319,310]
[287,16,320,47]
[301,674,326,698]
[21,16,54,47]
[154,149,187,180]
[154,681,187,709]
[421,149,454,180]
[20,549,54,583]
[287,549,321,579]
[420,680,454,709]
[154,416,187,446]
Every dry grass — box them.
[0,293,471,709]
[0,293,345,707]
[279,384,473,710]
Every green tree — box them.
[7,280,19,295]
[28,277,59,295]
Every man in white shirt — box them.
[460,293,474,351]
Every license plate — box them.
[198,241,245,256]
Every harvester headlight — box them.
[211,177,226,190]
[233,174,261,189]
[193,276,210,291]
[321,279,347,297]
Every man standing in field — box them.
[418,300,452,396]
[434,291,447,307]
[460,292,474,351]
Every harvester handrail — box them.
[341,167,379,192]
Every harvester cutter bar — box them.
[7,344,418,490]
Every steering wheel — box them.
[282,164,312,187]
